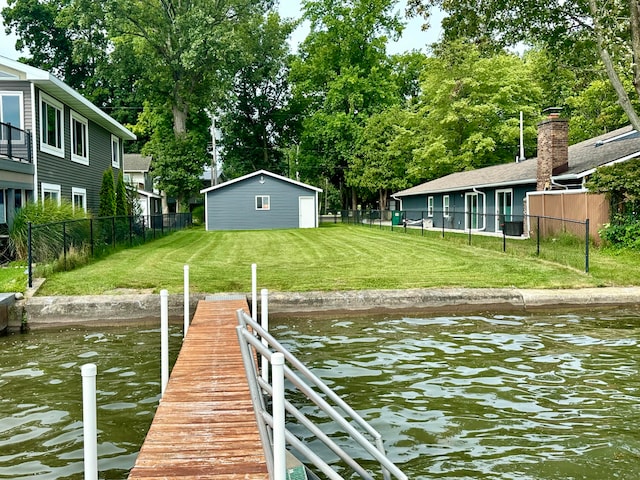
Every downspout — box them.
[472,188,486,231]
[30,83,38,201]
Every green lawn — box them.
[25,224,639,296]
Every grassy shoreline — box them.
[9,224,636,296]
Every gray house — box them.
[201,170,322,231]
[0,55,136,231]
[393,112,640,234]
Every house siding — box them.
[34,88,121,213]
[205,175,316,230]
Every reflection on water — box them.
[0,324,182,480]
[272,310,640,480]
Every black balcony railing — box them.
[0,122,32,163]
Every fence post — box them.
[183,265,190,338]
[272,352,286,480]
[142,216,146,243]
[261,288,269,384]
[468,210,472,245]
[160,289,169,397]
[27,221,32,288]
[129,215,133,246]
[63,222,67,270]
[111,217,116,248]
[536,216,541,256]
[81,363,98,480]
[90,219,94,257]
[502,226,506,253]
[585,219,590,273]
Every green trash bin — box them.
[391,211,403,226]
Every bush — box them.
[192,205,205,225]
[599,214,640,250]
[9,200,89,260]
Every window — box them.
[0,190,5,224]
[72,187,87,212]
[443,195,450,217]
[41,183,61,205]
[111,135,121,168]
[427,196,434,217]
[256,195,270,210]
[40,93,64,156]
[0,92,23,141]
[71,112,89,164]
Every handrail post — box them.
[160,289,169,397]
[261,288,269,384]
[183,265,190,337]
[81,363,98,480]
[272,352,286,480]
[251,264,257,322]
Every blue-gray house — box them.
[393,113,640,234]
[200,170,322,231]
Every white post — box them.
[272,352,286,480]
[261,288,269,383]
[183,265,190,338]
[160,289,169,397]
[81,363,98,480]
[251,263,257,322]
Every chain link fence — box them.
[26,213,192,287]
[322,209,590,273]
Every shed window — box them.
[427,196,434,217]
[256,195,270,210]
[443,195,450,217]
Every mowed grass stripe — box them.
[37,224,625,296]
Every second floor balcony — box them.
[0,122,32,164]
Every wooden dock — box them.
[128,297,269,479]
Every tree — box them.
[406,0,640,131]
[218,12,296,179]
[115,170,128,216]
[99,169,116,217]
[290,0,405,208]
[408,42,542,181]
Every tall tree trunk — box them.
[172,104,188,135]
[630,0,640,100]
[590,0,640,131]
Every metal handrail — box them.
[236,309,407,480]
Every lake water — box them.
[2,310,640,479]
[0,324,182,480]
[272,309,640,480]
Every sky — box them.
[0,0,442,61]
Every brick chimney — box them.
[536,107,568,191]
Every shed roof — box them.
[394,125,640,197]
[0,55,136,141]
[200,169,322,194]
[124,153,152,173]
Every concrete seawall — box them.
[12,286,640,331]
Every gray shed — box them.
[200,170,322,231]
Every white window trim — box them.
[0,189,6,224]
[72,187,87,212]
[41,182,61,205]
[443,195,450,218]
[0,91,24,142]
[256,195,270,211]
[111,134,121,168]
[39,92,65,158]
[427,196,434,217]
[70,111,89,165]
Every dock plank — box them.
[127,299,269,480]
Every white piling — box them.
[261,288,269,383]
[272,352,286,480]
[81,363,98,480]
[251,263,257,322]
[160,289,169,397]
[183,265,190,338]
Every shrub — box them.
[192,205,205,225]
[9,200,89,260]
[599,214,640,250]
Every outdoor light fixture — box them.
[259,175,265,184]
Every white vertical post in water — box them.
[183,265,190,338]
[251,263,257,322]
[260,288,269,383]
[272,352,286,480]
[160,289,169,397]
[81,363,98,480]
